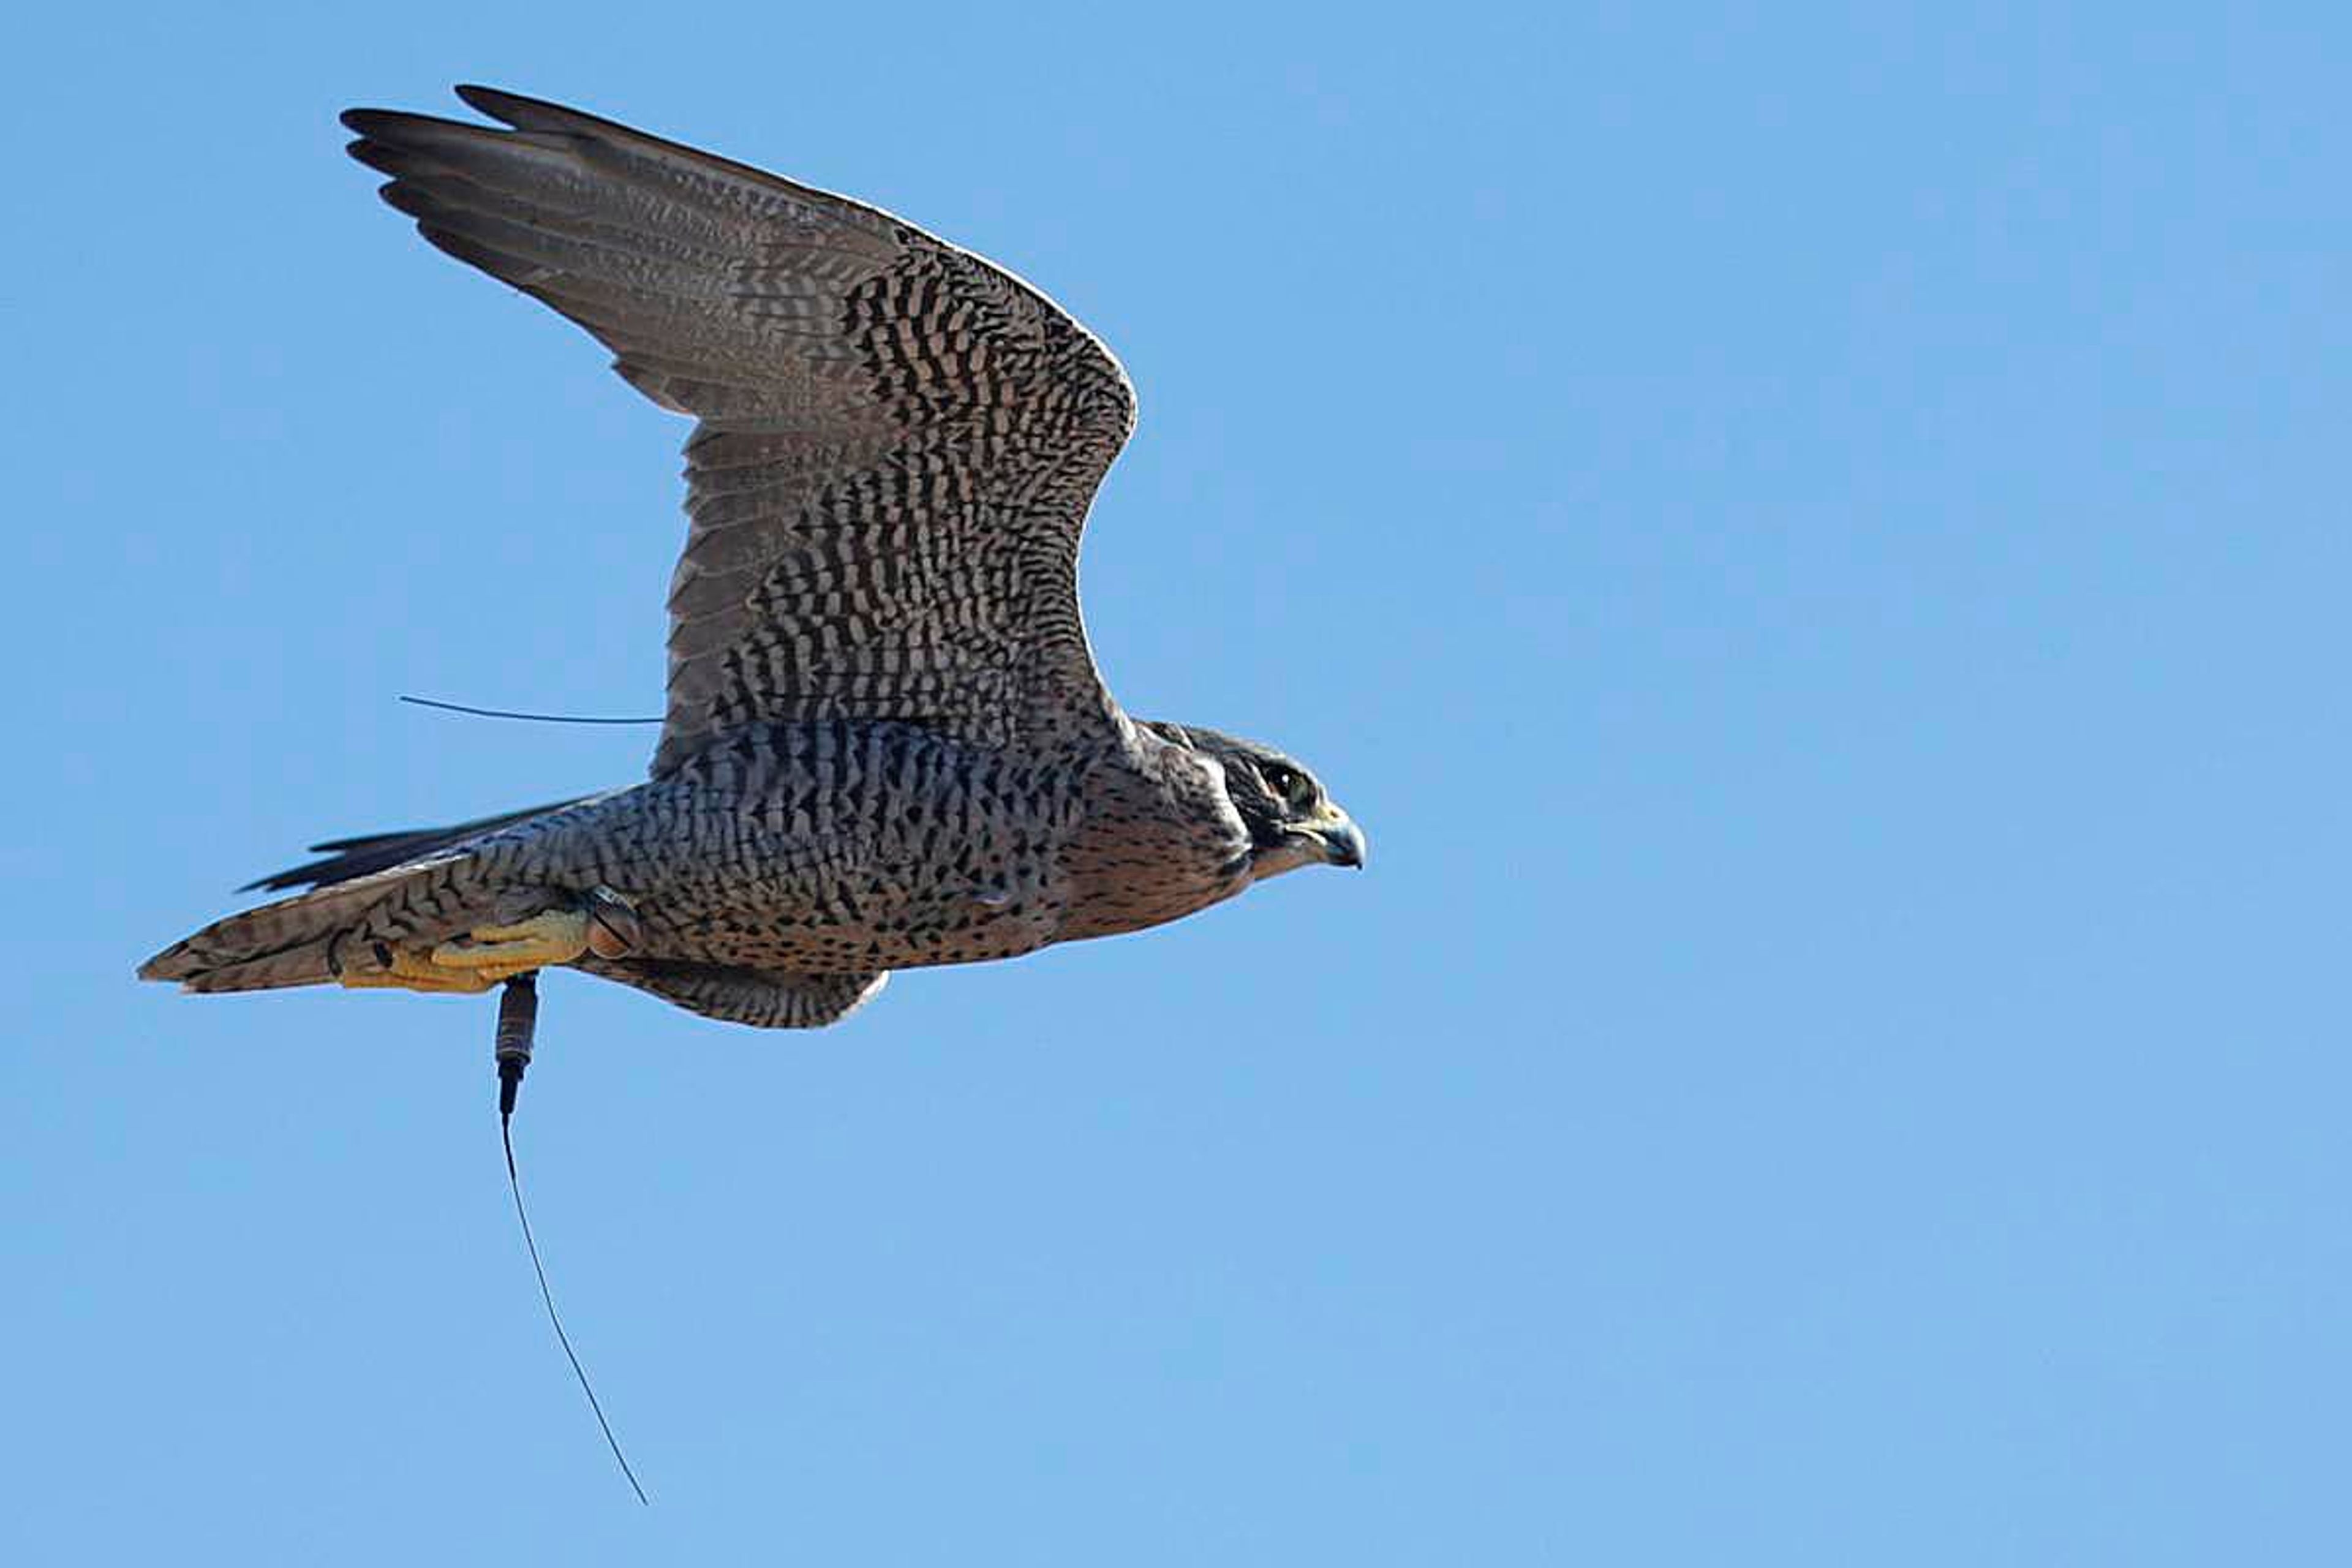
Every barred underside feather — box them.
[137,867,448,992]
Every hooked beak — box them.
[1294,811,1367,870]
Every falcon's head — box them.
[1145,722,1367,881]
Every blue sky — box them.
[5,3,2347,1562]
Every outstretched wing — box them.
[343,86,1139,774]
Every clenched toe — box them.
[431,908,591,981]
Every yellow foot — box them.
[332,889,637,996]
[429,909,592,984]
[335,910,591,994]
[337,944,502,993]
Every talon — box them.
[335,895,615,996]
[337,945,499,993]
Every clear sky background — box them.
[4,3,2345,1563]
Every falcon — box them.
[138,86,1366,1030]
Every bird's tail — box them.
[137,797,591,993]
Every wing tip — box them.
[452,83,618,140]
[452,83,529,123]
[135,948,189,984]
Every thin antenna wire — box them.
[402,694,663,725]
[495,975,650,1506]
[502,1116,650,1506]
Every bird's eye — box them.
[1262,763,1315,811]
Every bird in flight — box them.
[139,86,1365,1029]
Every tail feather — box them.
[139,859,451,990]
[239,796,590,892]
[162,936,341,993]
[141,794,595,993]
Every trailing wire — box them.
[495,974,650,1506]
